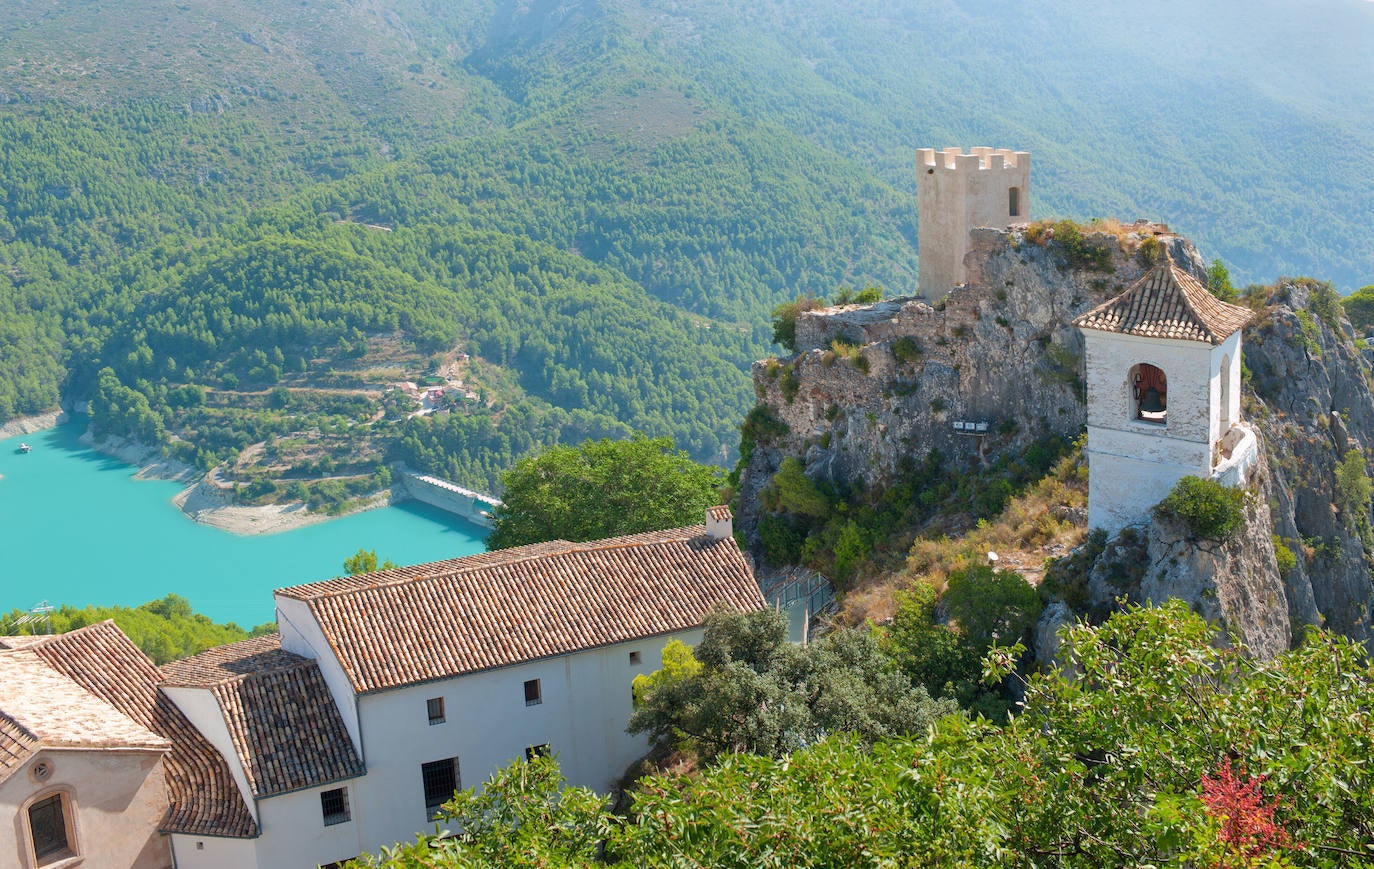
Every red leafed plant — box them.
[1200,758,1296,864]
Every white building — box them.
[1074,259,1257,534]
[1,509,763,869]
[916,147,1030,299]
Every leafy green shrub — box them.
[890,336,922,365]
[779,364,800,403]
[758,513,805,565]
[1334,449,1371,528]
[771,296,824,352]
[1272,535,1297,573]
[1310,281,1343,330]
[1136,236,1163,267]
[853,285,883,304]
[1156,476,1245,539]
[1206,258,1236,301]
[1025,220,1113,271]
[1343,285,1374,333]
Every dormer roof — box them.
[1074,260,1253,345]
[162,634,364,799]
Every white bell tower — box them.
[1074,259,1256,534]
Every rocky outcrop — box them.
[1082,449,1290,659]
[741,224,1374,657]
[1245,281,1374,643]
[737,223,1200,546]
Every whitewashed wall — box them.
[1083,329,1239,534]
[352,628,703,852]
[275,595,363,754]
[159,686,257,825]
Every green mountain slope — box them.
[1,0,1370,493]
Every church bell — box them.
[1139,387,1166,414]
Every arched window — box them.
[25,789,79,866]
[1008,187,1021,218]
[1130,363,1167,424]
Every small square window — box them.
[523,678,542,706]
[421,757,460,818]
[320,787,350,826]
[525,743,551,761]
[629,651,642,665]
[427,696,445,725]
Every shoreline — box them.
[0,408,69,440]
[78,431,400,536]
[4,410,479,537]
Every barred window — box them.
[320,788,350,826]
[421,757,459,816]
[427,696,445,725]
[524,678,542,706]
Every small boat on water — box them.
[18,443,31,453]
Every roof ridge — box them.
[276,539,582,601]
[1074,260,1252,344]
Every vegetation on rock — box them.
[1157,475,1246,539]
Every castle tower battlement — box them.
[916,147,1030,299]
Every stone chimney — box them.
[705,505,733,541]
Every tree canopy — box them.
[628,605,955,759]
[349,601,1374,867]
[486,435,725,550]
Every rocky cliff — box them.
[737,222,1200,544]
[740,227,1374,656]
[1245,280,1374,642]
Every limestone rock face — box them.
[737,224,1197,547]
[1135,451,1289,659]
[1245,281,1374,643]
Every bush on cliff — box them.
[1156,475,1245,539]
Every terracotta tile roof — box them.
[161,633,300,687]
[0,709,39,783]
[25,622,258,838]
[211,662,363,798]
[164,635,364,798]
[277,526,765,695]
[1074,260,1253,344]
[707,505,733,523]
[0,651,170,756]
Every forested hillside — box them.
[1,0,1370,495]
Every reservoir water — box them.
[0,421,488,628]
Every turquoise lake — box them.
[0,421,488,628]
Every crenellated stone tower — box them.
[916,147,1029,299]
[1074,259,1257,534]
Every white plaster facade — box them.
[166,782,363,869]
[916,147,1030,299]
[1082,328,1247,534]
[0,750,171,869]
[277,614,700,855]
